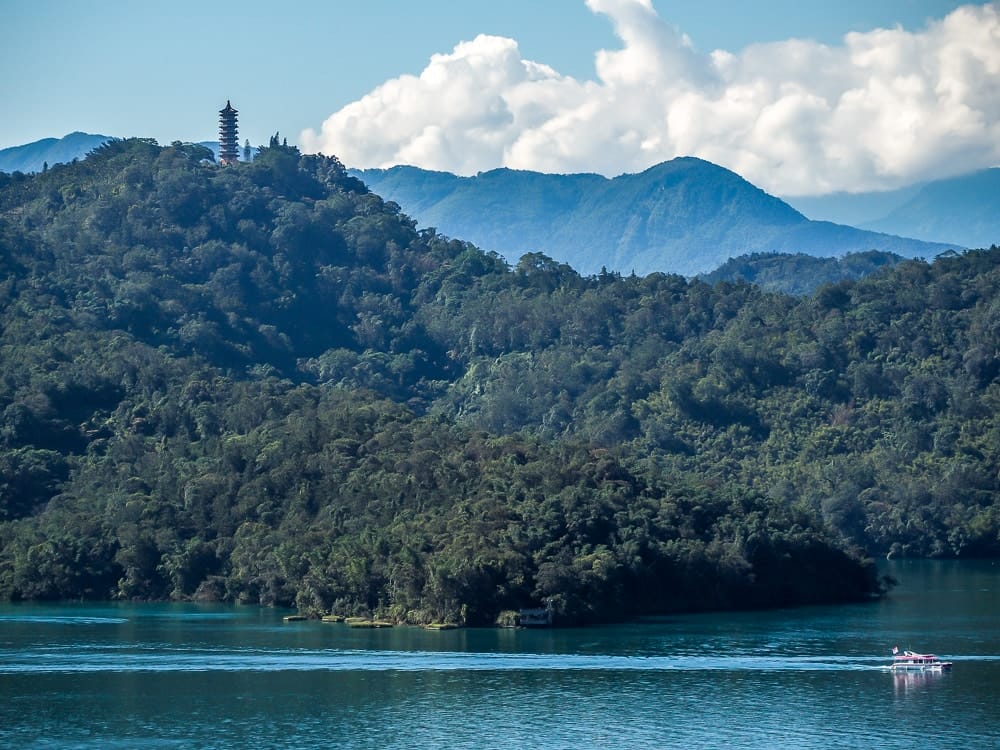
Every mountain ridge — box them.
[0,132,112,173]
[860,168,1000,249]
[353,158,957,276]
[783,169,1000,250]
[1,134,984,275]
[0,133,231,174]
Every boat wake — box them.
[2,646,994,674]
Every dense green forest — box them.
[1,140,997,624]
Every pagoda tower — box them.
[218,100,239,165]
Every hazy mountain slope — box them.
[357,166,607,254]
[355,158,955,276]
[342,166,466,215]
[782,185,923,227]
[546,158,804,274]
[0,134,240,174]
[0,132,112,173]
[860,168,1000,249]
[759,219,951,260]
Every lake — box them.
[2,559,998,749]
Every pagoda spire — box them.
[218,100,239,165]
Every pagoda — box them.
[218,100,239,165]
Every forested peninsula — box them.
[1,140,998,625]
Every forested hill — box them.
[699,251,907,295]
[1,140,998,625]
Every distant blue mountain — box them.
[0,132,113,174]
[3,133,981,274]
[782,185,924,228]
[354,158,959,276]
[859,168,1000,249]
[785,169,1000,250]
[0,134,236,175]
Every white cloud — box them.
[300,1,1000,195]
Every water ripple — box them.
[2,646,991,674]
[0,615,129,625]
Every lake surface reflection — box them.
[2,560,998,749]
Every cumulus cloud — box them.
[300,1,1000,195]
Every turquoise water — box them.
[2,560,998,748]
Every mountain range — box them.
[354,159,958,276]
[0,133,229,174]
[0,132,112,174]
[4,133,995,277]
[858,169,1000,249]
[785,169,1000,250]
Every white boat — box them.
[889,648,953,672]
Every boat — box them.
[888,647,953,672]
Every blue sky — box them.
[4,1,996,194]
